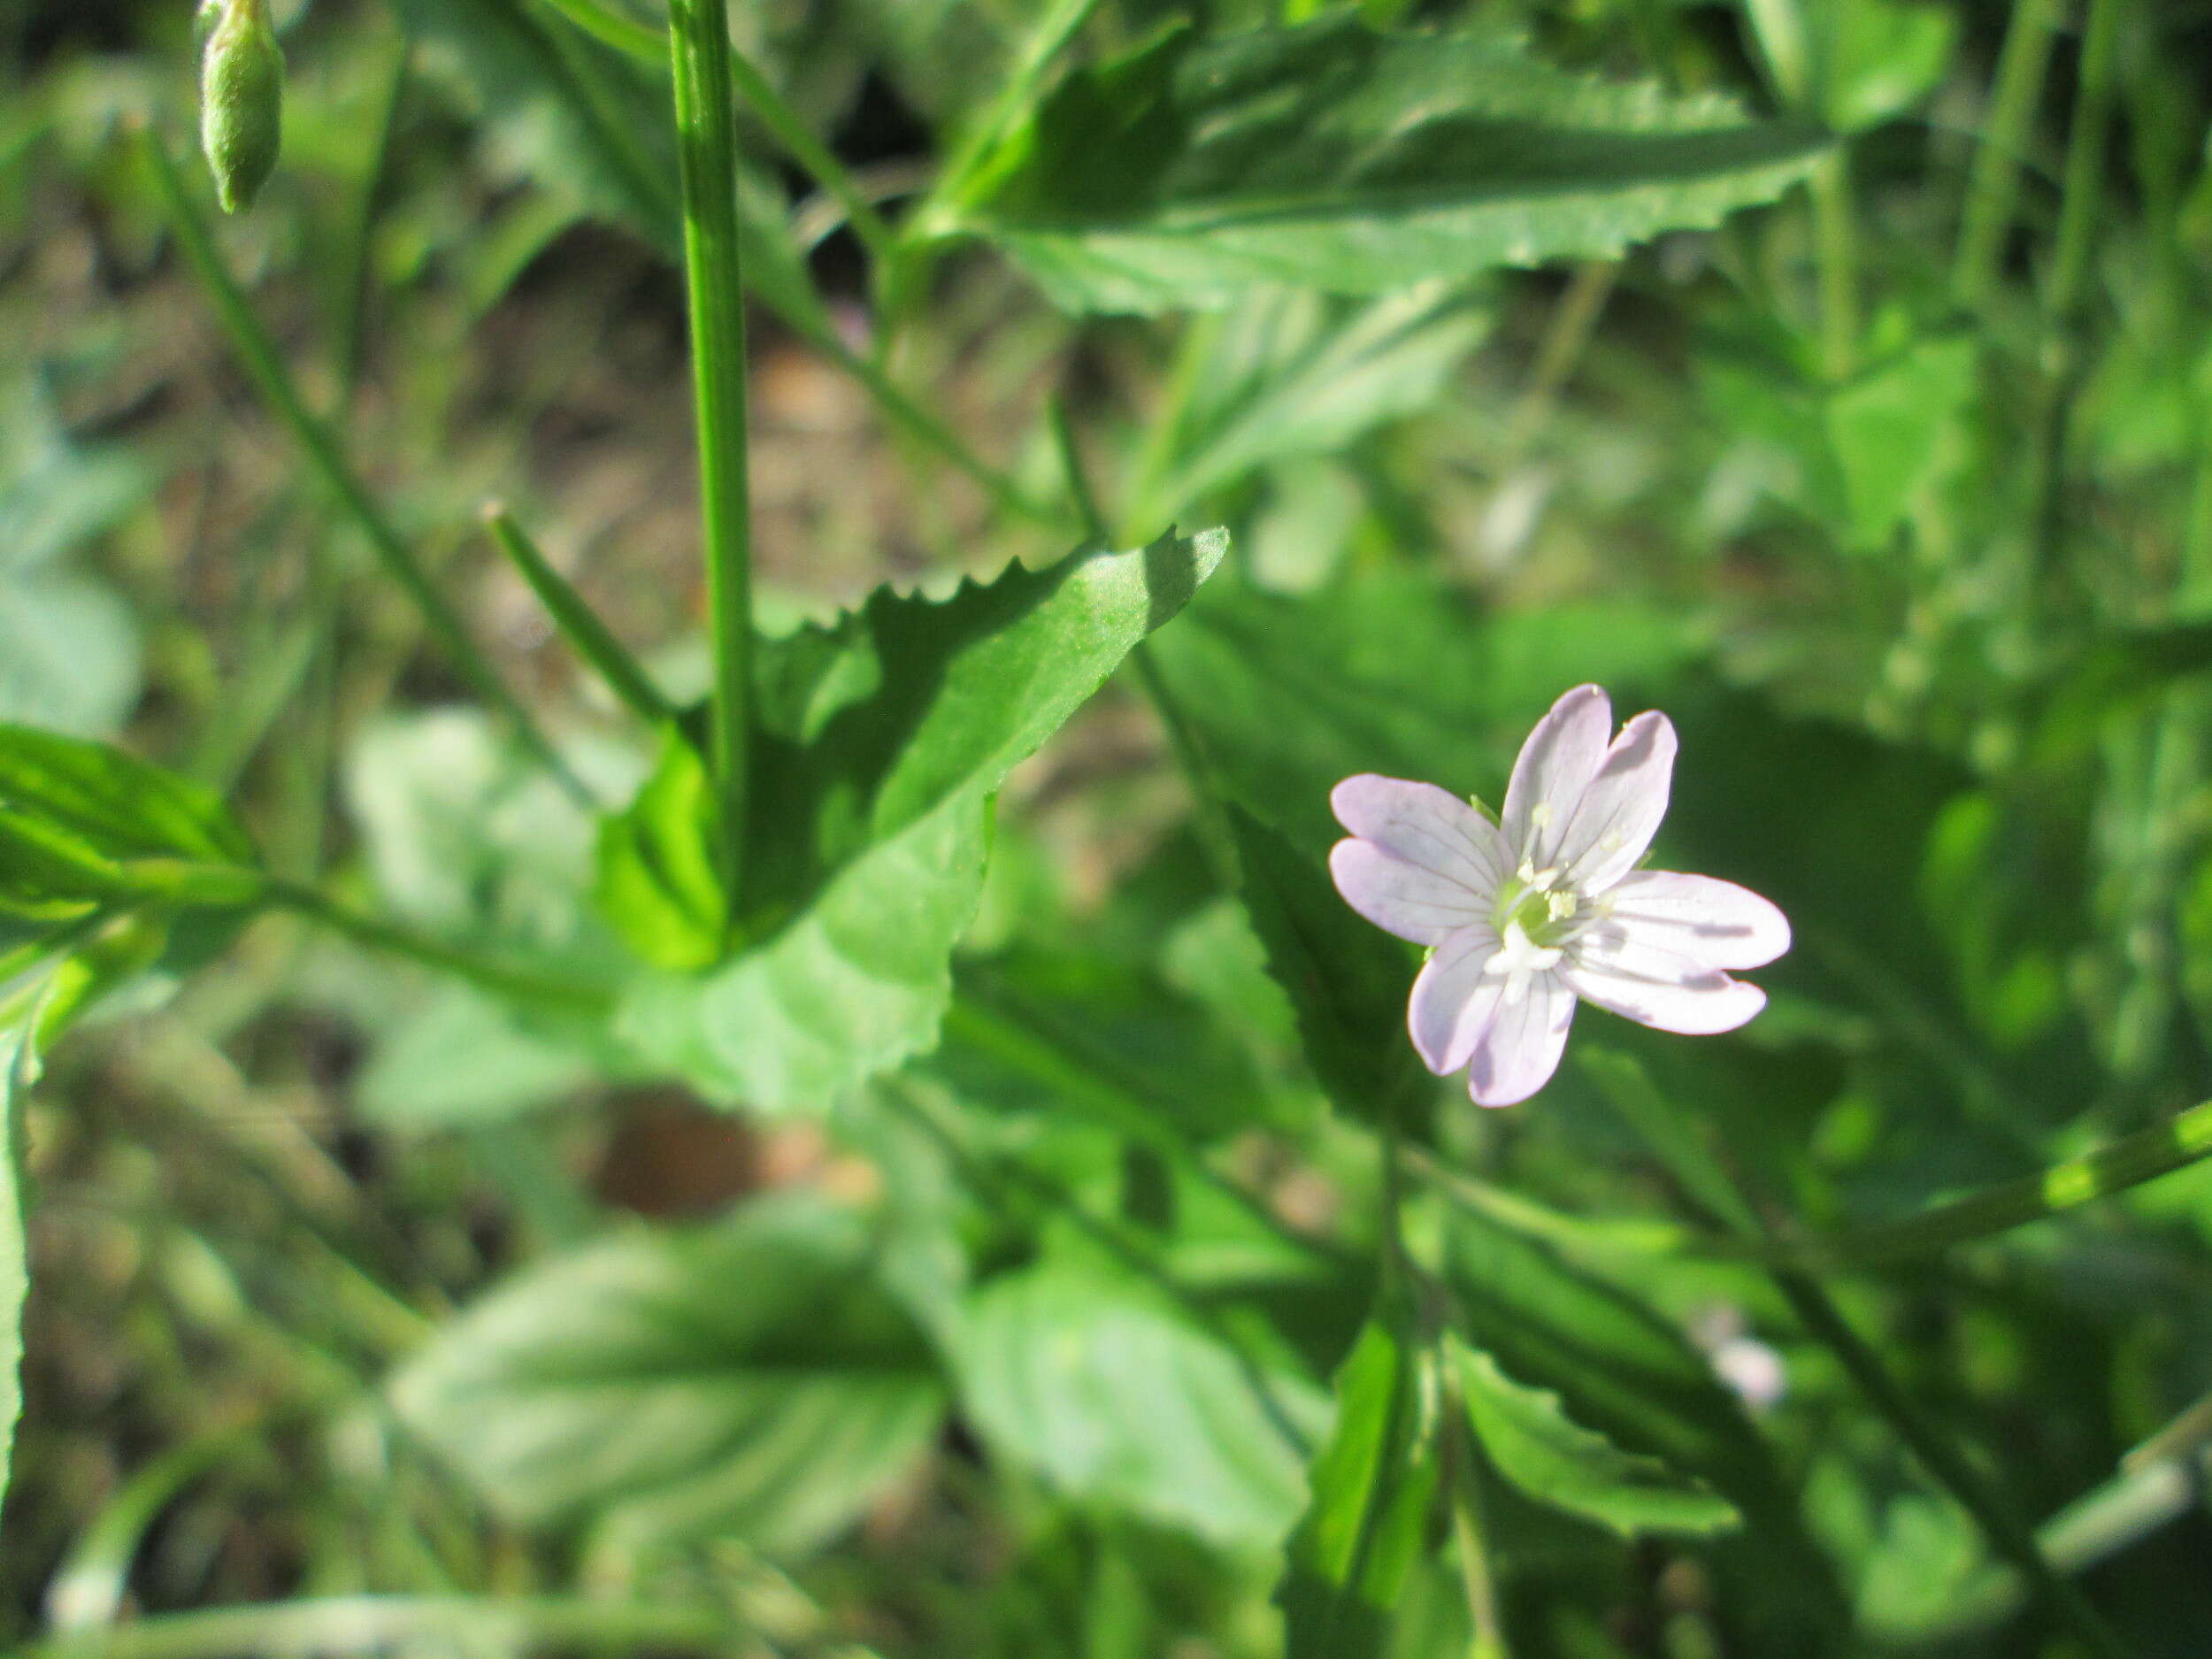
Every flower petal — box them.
[1555,710,1677,892]
[1408,921,1502,1073]
[1330,774,1509,896]
[1562,925,1767,1035]
[1601,871,1790,971]
[1465,970,1576,1107]
[1330,840,1487,944]
[1502,686,1611,870]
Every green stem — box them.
[138,130,588,805]
[925,0,1110,226]
[1505,261,1618,455]
[1444,1416,1509,1659]
[1593,1059,2130,1659]
[1048,393,1108,544]
[1771,1271,2128,1659]
[942,992,1349,1270]
[721,47,899,268]
[0,1595,738,1659]
[259,880,611,1018]
[1809,154,1859,379]
[666,0,756,895]
[481,503,675,726]
[2044,0,2121,327]
[1952,0,2066,307]
[1129,644,1240,889]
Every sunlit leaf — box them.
[947,15,1830,313]
[1275,1320,1440,1659]
[389,1191,945,1557]
[594,725,726,972]
[956,1247,1328,1546]
[618,531,1228,1114]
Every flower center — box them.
[1484,860,1594,1002]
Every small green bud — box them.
[198,0,284,214]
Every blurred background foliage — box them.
[4,0,2212,1655]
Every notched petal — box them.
[1330,773,1507,895]
[1502,685,1610,868]
[1602,871,1790,970]
[1330,839,1486,946]
[1465,971,1575,1106]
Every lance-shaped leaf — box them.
[1276,1320,1440,1659]
[388,1192,944,1557]
[944,15,1831,313]
[618,530,1229,1113]
[1448,1334,1738,1538]
[1227,807,1426,1130]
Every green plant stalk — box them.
[1506,261,1618,454]
[1594,1064,2129,1659]
[666,0,756,898]
[0,1595,739,1659]
[1771,1271,2128,1659]
[138,131,588,804]
[721,47,898,268]
[1809,155,1859,379]
[927,0,1110,223]
[1442,1407,1509,1659]
[2045,0,2120,326]
[258,880,611,1018]
[481,504,675,726]
[1952,0,2065,306]
[1048,393,1108,544]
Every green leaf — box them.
[388,1192,945,1557]
[1824,334,1978,553]
[1275,1320,1440,1659]
[1443,1209,1848,1640]
[1448,1334,1738,1538]
[1807,0,1958,133]
[948,15,1831,313]
[595,726,726,972]
[0,725,256,869]
[0,1019,32,1511]
[354,985,599,1131]
[1137,284,1494,526]
[0,572,140,740]
[1146,571,1701,854]
[956,1250,1328,1546]
[618,530,1229,1113]
[1226,806,1426,1129]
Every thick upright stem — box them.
[1953,0,2065,306]
[666,0,755,901]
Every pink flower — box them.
[1328,685,1789,1107]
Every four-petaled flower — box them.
[1328,685,1790,1107]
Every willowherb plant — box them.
[4,1,2212,1654]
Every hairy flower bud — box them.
[198,0,283,214]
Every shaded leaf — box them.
[956,1250,1328,1546]
[594,725,726,972]
[1448,1334,1739,1538]
[1227,806,1425,1129]
[1138,284,1494,526]
[1275,1320,1440,1659]
[0,724,255,868]
[949,15,1830,312]
[618,531,1229,1113]
[389,1192,944,1557]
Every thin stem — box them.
[1809,154,1859,379]
[1507,261,1619,452]
[1593,1062,2130,1659]
[259,880,611,1018]
[1771,1271,2128,1659]
[1,1595,738,1659]
[1953,0,2066,307]
[721,46,898,268]
[138,130,588,805]
[666,0,756,897]
[926,0,1110,224]
[1048,393,1107,544]
[1442,1400,1509,1659]
[481,503,675,726]
[1129,645,1240,891]
[2047,0,2120,326]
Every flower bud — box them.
[198,0,283,214]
